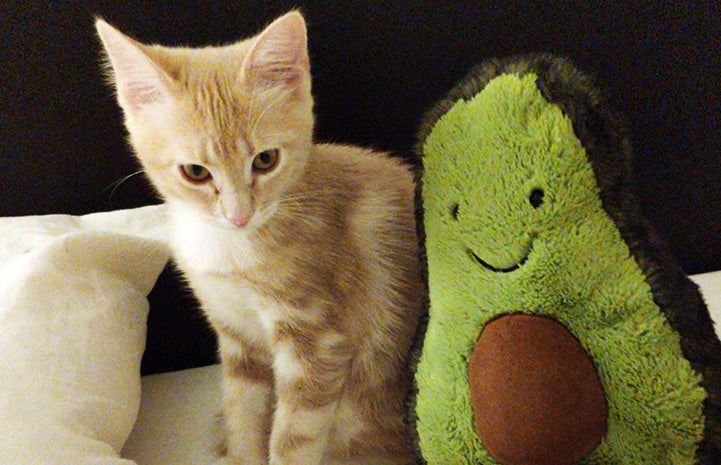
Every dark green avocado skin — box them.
[409,54,721,464]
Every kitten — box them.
[96,11,423,465]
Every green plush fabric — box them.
[415,72,706,464]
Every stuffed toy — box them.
[411,54,721,465]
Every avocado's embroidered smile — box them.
[467,240,533,273]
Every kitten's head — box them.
[97,12,313,230]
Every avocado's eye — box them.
[450,203,460,220]
[180,164,212,183]
[529,189,545,209]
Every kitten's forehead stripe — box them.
[192,75,246,151]
[237,138,251,158]
[204,135,251,166]
[198,138,213,165]
[171,53,247,155]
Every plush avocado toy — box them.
[412,54,721,465]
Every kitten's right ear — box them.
[240,11,310,90]
[95,19,174,113]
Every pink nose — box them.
[227,213,252,227]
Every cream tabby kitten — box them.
[96,11,423,465]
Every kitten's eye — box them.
[180,164,212,183]
[529,188,545,209]
[252,149,280,173]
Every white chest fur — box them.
[191,273,274,345]
[168,203,260,275]
[167,203,279,342]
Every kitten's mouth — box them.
[467,239,534,273]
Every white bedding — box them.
[0,206,169,465]
[122,364,223,464]
[0,206,719,465]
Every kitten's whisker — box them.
[254,130,297,141]
[248,87,294,139]
[245,81,268,137]
[245,72,259,138]
[104,169,146,206]
[277,189,329,202]
[276,197,326,207]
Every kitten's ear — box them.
[241,11,310,89]
[95,19,175,113]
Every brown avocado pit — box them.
[468,314,608,465]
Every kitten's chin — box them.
[168,203,239,232]
[214,216,250,231]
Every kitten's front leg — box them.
[217,334,274,465]
[269,328,351,465]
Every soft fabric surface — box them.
[415,68,713,464]
[122,364,222,464]
[0,206,169,465]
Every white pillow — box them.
[0,206,169,465]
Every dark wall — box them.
[3,1,720,373]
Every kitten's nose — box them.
[226,212,252,228]
[221,191,253,228]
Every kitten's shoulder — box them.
[312,143,414,186]
[313,142,404,164]
[308,144,417,231]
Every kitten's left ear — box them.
[95,19,176,114]
[241,11,310,89]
